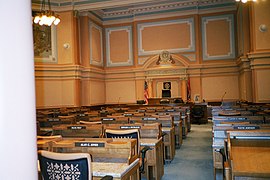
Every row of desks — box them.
[211,105,270,180]
[38,137,164,180]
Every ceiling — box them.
[32,0,236,23]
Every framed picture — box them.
[32,11,58,63]
[194,94,200,103]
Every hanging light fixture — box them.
[235,0,256,3]
[33,0,60,26]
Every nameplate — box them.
[227,117,247,120]
[68,126,86,130]
[120,126,141,129]
[48,118,60,122]
[79,114,86,117]
[142,117,157,121]
[166,109,175,112]
[233,125,260,130]
[137,110,146,112]
[75,142,105,147]
[124,113,133,117]
[102,118,115,121]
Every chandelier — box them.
[235,0,256,3]
[33,0,60,26]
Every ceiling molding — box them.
[32,0,236,23]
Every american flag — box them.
[144,81,149,104]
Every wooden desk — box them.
[52,138,138,164]
[229,139,270,178]
[92,159,139,180]
[140,138,164,180]
[174,121,183,148]
[162,127,175,163]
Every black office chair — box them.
[104,129,151,179]
[191,105,204,124]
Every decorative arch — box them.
[142,53,190,70]
[141,53,190,101]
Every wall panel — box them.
[202,76,239,101]
[90,22,103,66]
[201,14,235,60]
[256,69,270,102]
[105,26,133,67]
[137,18,195,56]
[35,79,77,107]
[106,81,136,104]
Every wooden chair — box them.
[104,129,151,179]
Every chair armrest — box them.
[139,146,152,173]
[161,132,167,137]
[140,146,151,159]
[100,175,113,180]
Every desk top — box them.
[140,138,161,146]
[92,159,139,178]
[231,145,270,177]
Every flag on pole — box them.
[144,81,149,104]
[187,77,191,101]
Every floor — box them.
[159,121,223,180]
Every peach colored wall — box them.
[239,71,252,102]
[106,81,136,104]
[109,30,130,63]
[81,79,90,106]
[205,19,230,56]
[91,26,102,64]
[141,23,190,51]
[35,9,270,107]
[35,79,77,107]
[57,11,75,64]
[80,16,90,66]
[135,79,145,100]
[202,76,239,101]
[237,5,250,56]
[190,77,201,102]
[255,69,270,102]
[252,0,270,51]
[81,80,105,105]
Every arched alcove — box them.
[142,53,190,100]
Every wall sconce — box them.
[63,43,70,49]
[259,24,267,32]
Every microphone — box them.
[221,92,226,103]
[118,97,121,106]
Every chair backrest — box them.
[104,129,141,154]
[38,150,92,180]
[191,105,204,117]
